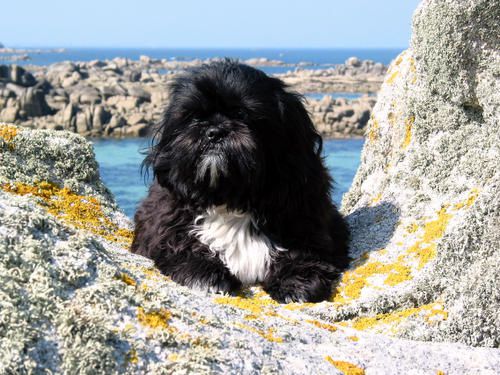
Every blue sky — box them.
[2,0,421,48]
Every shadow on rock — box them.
[344,201,400,261]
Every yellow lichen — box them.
[136,307,172,330]
[198,316,210,324]
[436,371,446,375]
[270,310,299,323]
[216,292,301,324]
[342,303,447,333]
[122,323,136,335]
[347,335,359,342]
[0,123,18,146]
[189,336,214,348]
[367,117,379,143]
[383,263,412,286]
[406,222,419,233]
[409,56,417,84]
[1,181,133,245]
[405,207,451,269]
[402,116,414,149]
[214,294,278,316]
[424,306,448,323]
[370,193,382,205]
[454,188,480,209]
[234,323,283,343]
[283,302,316,311]
[126,349,138,364]
[386,70,399,85]
[325,357,365,375]
[117,273,137,286]
[332,204,456,304]
[244,314,259,320]
[332,261,389,302]
[394,55,404,66]
[305,319,337,332]
[167,353,179,362]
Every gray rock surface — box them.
[0,65,37,87]
[310,95,376,138]
[1,122,499,374]
[340,0,500,348]
[0,0,499,373]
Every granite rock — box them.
[0,0,499,372]
[1,121,499,375]
[340,0,500,348]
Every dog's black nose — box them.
[206,127,225,141]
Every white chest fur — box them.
[191,206,280,285]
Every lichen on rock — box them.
[1,0,499,373]
[338,0,499,348]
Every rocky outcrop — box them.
[340,0,499,348]
[277,59,386,93]
[0,0,499,372]
[0,57,385,138]
[0,65,52,122]
[0,65,37,87]
[1,120,499,374]
[310,95,376,138]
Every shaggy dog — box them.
[131,59,350,303]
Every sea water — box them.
[4,47,401,67]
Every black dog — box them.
[131,59,350,303]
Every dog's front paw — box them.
[263,275,333,303]
[173,267,242,295]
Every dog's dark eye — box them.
[230,108,246,120]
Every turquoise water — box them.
[304,92,376,100]
[5,48,401,66]
[92,138,365,217]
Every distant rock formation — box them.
[309,95,376,138]
[277,59,386,94]
[0,57,385,138]
[0,0,499,373]
[0,65,52,122]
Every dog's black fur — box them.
[131,59,350,303]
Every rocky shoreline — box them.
[0,46,65,62]
[0,57,385,138]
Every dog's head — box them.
[147,59,324,210]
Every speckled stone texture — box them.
[339,0,500,348]
[0,1,499,373]
[1,125,499,374]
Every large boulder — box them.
[0,65,52,119]
[0,0,499,372]
[0,65,37,87]
[17,86,53,118]
[339,0,499,348]
[1,121,499,375]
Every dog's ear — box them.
[263,90,331,215]
[277,91,323,157]
[141,101,179,185]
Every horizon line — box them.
[3,45,408,51]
